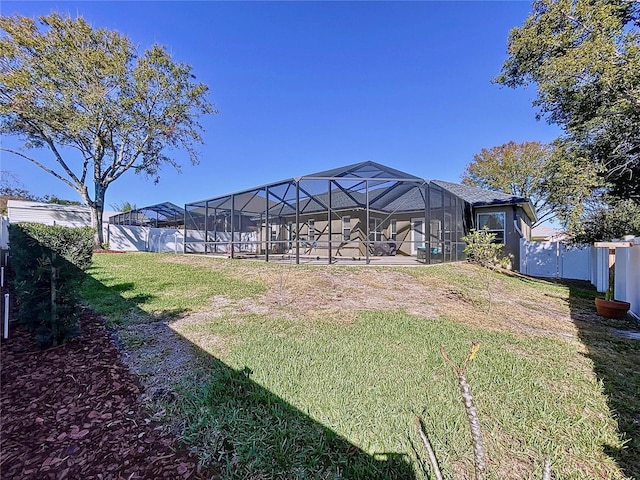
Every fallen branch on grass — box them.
[441,342,486,480]
[415,417,444,480]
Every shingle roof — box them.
[432,180,536,221]
[431,180,526,205]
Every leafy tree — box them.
[0,171,81,213]
[462,141,555,226]
[496,0,640,240]
[1,170,36,213]
[110,201,137,212]
[0,13,215,245]
[41,195,83,206]
[574,198,640,244]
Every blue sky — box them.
[2,1,561,211]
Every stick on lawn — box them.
[415,417,443,480]
[441,342,486,480]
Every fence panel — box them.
[107,225,149,251]
[0,217,8,249]
[521,240,592,281]
[615,239,640,317]
[559,243,592,281]
[148,228,183,253]
[520,240,559,278]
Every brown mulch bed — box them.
[0,311,218,480]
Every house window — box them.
[342,216,351,241]
[369,217,382,242]
[308,219,315,242]
[389,219,397,241]
[477,212,505,243]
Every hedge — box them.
[8,223,94,347]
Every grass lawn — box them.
[82,252,639,480]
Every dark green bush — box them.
[8,223,94,347]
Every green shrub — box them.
[8,223,94,347]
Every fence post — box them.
[50,252,58,346]
[3,293,8,339]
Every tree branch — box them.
[441,343,486,480]
[415,418,443,480]
[1,148,80,193]
[13,116,86,188]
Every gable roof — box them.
[301,160,423,182]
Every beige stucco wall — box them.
[254,204,471,262]
[263,212,421,258]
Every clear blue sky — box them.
[2,1,561,211]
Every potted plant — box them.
[594,242,631,319]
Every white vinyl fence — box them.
[106,225,184,253]
[521,238,640,318]
[106,224,259,254]
[0,217,8,250]
[519,240,592,281]
[613,238,640,318]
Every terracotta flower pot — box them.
[595,298,631,319]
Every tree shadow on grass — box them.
[550,279,640,479]
[81,269,416,479]
[81,275,185,322]
[174,342,415,479]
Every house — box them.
[531,224,566,242]
[6,199,117,239]
[431,180,536,268]
[177,161,535,267]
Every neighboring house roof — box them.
[531,224,566,241]
[7,200,117,225]
[8,199,87,213]
[431,180,537,222]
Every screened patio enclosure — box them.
[109,202,184,229]
[184,161,470,265]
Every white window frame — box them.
[369,217,382,242]
[307,219,315,242]
[476,212,506,244]
[342,216,351,242]
[389,219,397,241]
[411,217,425,255]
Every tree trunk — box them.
[91,187,106,248]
